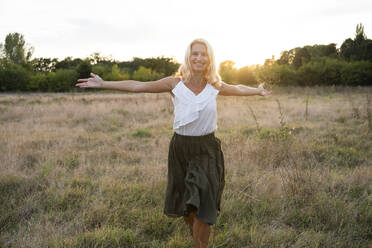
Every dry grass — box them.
[0,86,371,247]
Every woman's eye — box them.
[192,52,207,57]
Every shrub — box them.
[132,128,152,138]
[132,66,163,81]
[103,64,130,81]
[0,61,31,91]
[341,60,372,86]
[27,72,48,91]
[47,69,79,92]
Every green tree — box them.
[89,52,115,65]
[132,66,163,81]
[0,43,5,58]
[340,23,372,61]
[92,64,111,77]
[27,73,49,91]
[256,64,297,86]
[354,23,367,45]
[1,32,34,64]
[0,60,30,91]
[297,60,326,86]
[341,60,372,86]
[340,38,355,60]
[292,47,311,69]
[218,60,237,83]
[264,55,275,66]
[277,50,295,65]
[278,44,337,67]
[305,44,338,58]
[47,69,79,92]
[76,59,92,79]
[55,57,82,70]
[146,57,179,76]
[118,57,179,76]
[104,64,130,81]
[31,57,58,72]
[236,66,258,85]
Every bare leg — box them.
[192,213,211,248]
[183,212,194,237]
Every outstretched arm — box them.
[217,81,272,96]
[76,73,179,93]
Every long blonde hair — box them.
[177,38,221,86]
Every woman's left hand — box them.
[258,83,272,96]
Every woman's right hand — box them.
[257,83,272,96]
[76,73,104,88]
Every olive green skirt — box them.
[164,132,225,225]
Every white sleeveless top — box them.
[172,79,219,136]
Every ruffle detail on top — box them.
[172,81,219,129]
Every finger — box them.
[260,90,271,96]
[77,78,89,82]
[90,72,96,77]
[76,83,91,87]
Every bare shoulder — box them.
[158,76,181,89]
[212,81,227,92]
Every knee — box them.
[194,217,211,233]
[193,216,209,226]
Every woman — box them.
[76,38,271,248]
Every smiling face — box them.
[190,43,209,73]
[178,38,221,85]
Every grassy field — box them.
[0,86,371,247]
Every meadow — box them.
[0,86,371,247]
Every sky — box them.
[1,0,372,68]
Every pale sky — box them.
[1,0,372,68]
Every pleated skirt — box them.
[164,132,225,225]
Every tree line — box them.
[0,35,179,92]
[219,23,372,87]
[0,23,371,92]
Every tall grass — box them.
[0,87,371,247]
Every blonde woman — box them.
[76,39,271,248]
